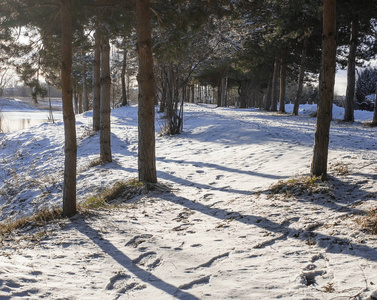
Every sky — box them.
[334,69,347,96]
[335,59,377,96]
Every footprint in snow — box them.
[173,208,195,222]
[172,223,191,232]
[125,234,153,248]
[106,273,130,290]
[188,252,230,271]
[301,270,324,286]
[179,275,211,290]
[106,272,146,293]
[132,251,162,270]
[203,193,214,200]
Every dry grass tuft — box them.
[268,176,328,198]
[267,175,336,201]
[87,158,104,168]
[323,282,335,293]
[0,207,62,237]
[356,208,377,234]
[331,162,349,175]
[80,179,166,210]
[364,121,377,128]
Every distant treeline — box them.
[2,85,62,98]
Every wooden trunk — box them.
[311,0,337,179]
[136,0,157,183]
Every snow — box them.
[0,98,41,111]
[1,98,377,299]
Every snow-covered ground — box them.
[1,98,377,299]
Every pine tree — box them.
[136,0,157,183]
[355,67,377,103]
[60,0,77,217]
[311,0,337,179]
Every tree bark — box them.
[121,49,128,106]
[239,79,253,109]
[82,62,89,112]
[344,15,358,122]
[373,85,377,125]
[73,88,78,114]
[78,92,83,114]
[311,0,337,179]
[219,76,227,107]
[93,31,101,131]
[264,67,274,111]
[217,83,221,107]
[293,34,309,115]
[279,52,286,113]
[270,56,280,111]
[159,68,167,113]
[136,0,157,183]
[100,35,112,163]
[60,0,76,217]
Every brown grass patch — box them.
[0,207,62,237]
[356,208,377,234]
[268,176,332,200]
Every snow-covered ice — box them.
[0,98,377,299]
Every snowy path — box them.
[1,103,377,299]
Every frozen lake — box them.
[0,97,63,133]
[0,110,63,133]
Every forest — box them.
[1,1,377,299]
[1,0,377,215]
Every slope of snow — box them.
[0,102,377,299]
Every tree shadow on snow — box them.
[158,157,289,180]
[72,218,199,300]
[163,190,377,262]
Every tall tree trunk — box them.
[121,49,128,106]
[220,76,226,107]
[60,0,76,217]
[373,85,377,125]
[73,88,78,114]
[279,52,286,113]
[224,74,229,107]
[165,64,180,134]
[270,56,280,111]
[159,69,167,113]
[93,31,101,131]
[78,92,83,114]
[100,36,112,163]
[264,67,274,110]
[160,68,168,113]
[136,0,157,183]
[217,83,221,107]
[311,0,337,179]
[239,79,253,109]
[293,34,309,115]
[82,62,89,112]
[344,15,358,122]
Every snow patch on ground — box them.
[0,101,377,299]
